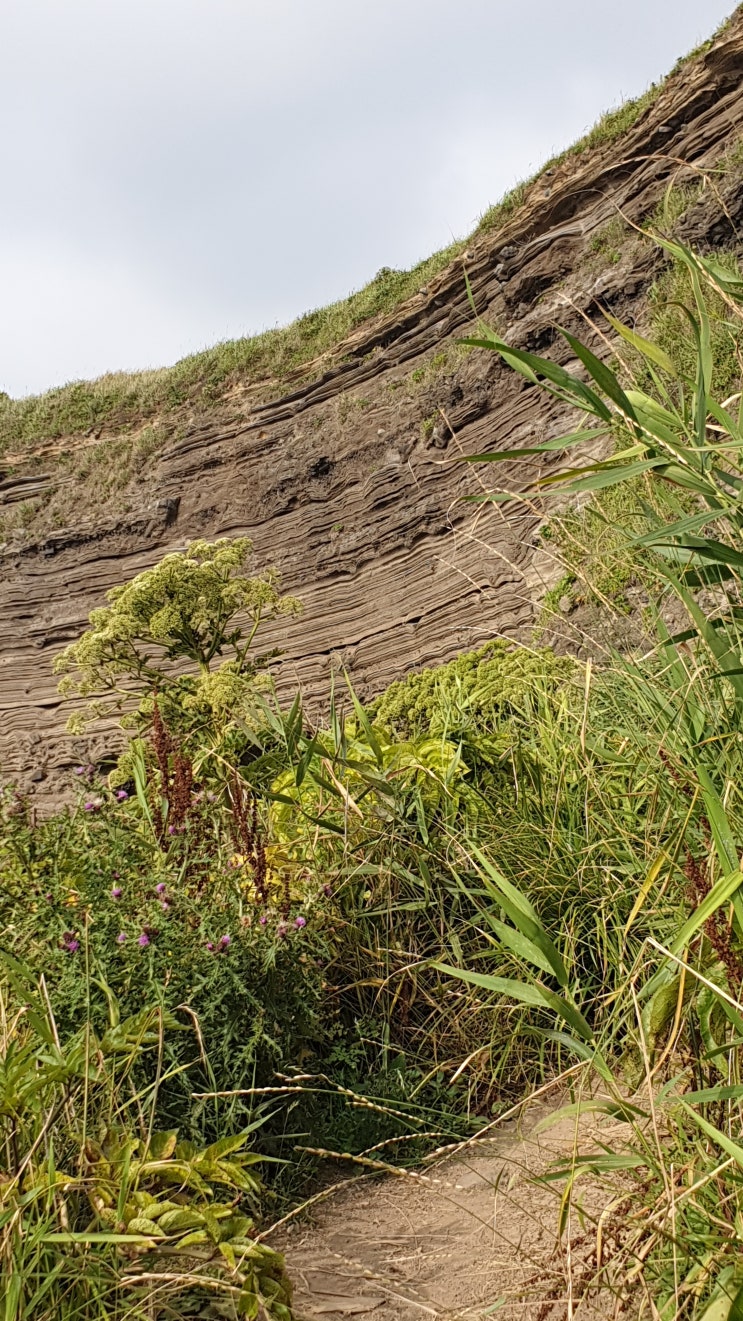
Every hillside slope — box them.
[3,13,743,802]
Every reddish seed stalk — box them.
[229,773,268,906]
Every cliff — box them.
[3,13,743,804]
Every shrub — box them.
[368,639,574,739]
[0,982,293,1320]
[54,537,300,743]
[0,785,331,1143]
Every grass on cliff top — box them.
[0,9,735,458]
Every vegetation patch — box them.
[8,231,743,1311]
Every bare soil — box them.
[271,1104,636,1321]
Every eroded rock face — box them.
[3,18,743,805]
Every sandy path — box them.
[271,1106,636,1321]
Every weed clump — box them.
[369,639,573,739]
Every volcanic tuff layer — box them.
[3,16,743,803]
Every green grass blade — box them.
[679,1101,743,1169]
[670,868,743,955]
[560,328,638,421]
[433,964,593,1041]
[603,311,677,376]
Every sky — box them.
[1,0,737,399]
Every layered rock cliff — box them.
[3,14,743,805]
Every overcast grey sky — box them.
[1,0,736,399]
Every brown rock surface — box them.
[3,16,743,804]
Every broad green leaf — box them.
[632,510,722,546]
[604,311,677,376]
[729,1280,743,1321]
[433,964,593,1041]
[540,1030,613,1081]
[561,328,638,420]
[533,1098,647,1134]
[482,917,561,980]
[156,1210,202,1236]
[126,1216,161,1236]
[467,844,568,985]
[696,767,743,934]
[539,457,669,494]
[680,1101,743,1169]
[700,1293,741,1321]
[663,572,743,703]
[670,868,743,955]
[670,537,743,572]
[696,768,740,874]
[540,1152,648,1179]
[682,1083,743,1104]
[463,428,608,462]
[459,335,613,422]
[468,844,539,921]
[203,1132,253,1162]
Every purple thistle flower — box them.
[155,882,167,895]
[205,941,215,952]
[168,825,176,835]
[112,871,120,879]
[45,892,53,902]
[116,789,128,801]
[259,914,268,926]
[84,801,95,811]
[323,883,332,897]
[74,766,85,776]
[116,932,127,944]
[294,915,307,929]
[276,922,287,940]
[219,934,231,950]
[66,939,80,954]
[137,932,150,948]
[111,887,122,900]
[160,901,169,912]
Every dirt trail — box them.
[271,1105,634,1321]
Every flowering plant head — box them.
[52,538,300,736]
